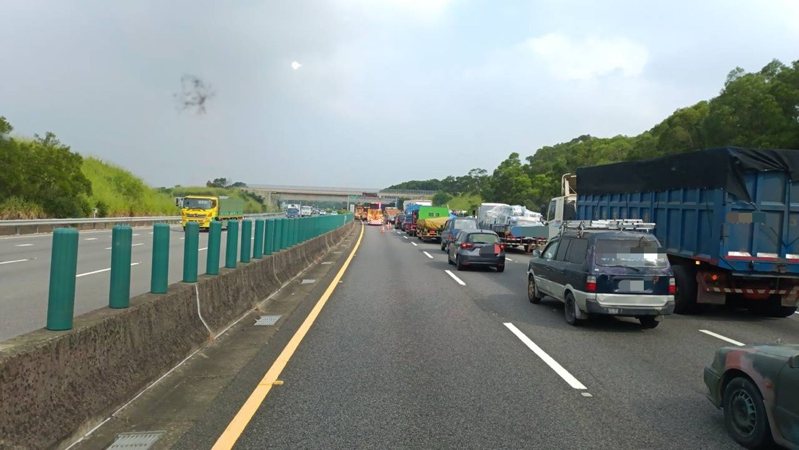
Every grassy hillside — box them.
[82,157,177,217]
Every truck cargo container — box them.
[415,206,450,241]
[553,147,799,316]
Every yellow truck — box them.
[180,195,245,230]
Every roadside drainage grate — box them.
[255,315,282,326]
[301,279,316,284]
[107,431,164,449]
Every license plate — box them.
[619,280,644,291]
[607,308,620,314]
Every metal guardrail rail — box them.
[0,213,284,235]
[0,213,283,227]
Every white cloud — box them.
[333,0,454,22]
[526,33,649,80]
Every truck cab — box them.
[545,173,577,240]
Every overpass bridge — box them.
[245,184,436,205]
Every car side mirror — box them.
[790,355,799,369]
[532,249,541,258]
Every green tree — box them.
[432,191,452,206]
[483,153,535,207]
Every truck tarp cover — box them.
[576,147,799,202]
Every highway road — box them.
[91,224,796,449]
[0,225,241,342]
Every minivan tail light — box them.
[668,277,676,295]
[586,276,597,293]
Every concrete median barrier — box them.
[0,221,356,449]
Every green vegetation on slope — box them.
[82,157,177,217]
[0,120,92,219]
[0,116,272,218]
[391,59,799,213]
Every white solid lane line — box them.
[0,258,29,265]
[444,270,466,286]
[423,251,434,259]
[85,238,98,241]
[411,242,418,247]
[699,329,745,347]
[506,257,514,262]
[403,236,409,239]
[504,322,588,391]
[15,243,33,247]
[77,262,141,278]
[199,247,208,252]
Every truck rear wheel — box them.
[758,295,798,317]
[673,265,698,314]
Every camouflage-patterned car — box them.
[704,344,799,449]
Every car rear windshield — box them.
[454,219,478,229]
[594,237,667,268]
[468,233,499,244]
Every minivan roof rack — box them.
[561,219,656,234]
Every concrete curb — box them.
[0,222,356,450]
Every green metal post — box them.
[290,219,297,246]
[225,220,239,269]
[279,218,287,249]
[277,218,285,251]
[183,222,199,282]
[241,219,252,263]
[109,225,132,308]
[263,219,273,256]
[46,228,79,331]
[254,219,264,259]
[151,223,170,293]
[206,221,222,275]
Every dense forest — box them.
[388,59,799,213]
[0,117,271,218]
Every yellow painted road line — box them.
[212,223,364,450]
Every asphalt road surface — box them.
[159,224,799,449]
[0,225,243,341]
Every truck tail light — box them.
[668,277,676,295]
[586,276,597,293]
[460,242,473,249]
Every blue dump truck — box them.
[549,147,799,317]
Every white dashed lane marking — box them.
[699,329,745,347]
[504,322,589,392]
[444,270,466,286]
[0,258,29,266]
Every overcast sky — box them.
[1,1,797,189]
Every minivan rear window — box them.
[594,238,667,268]
[454,219,478,229]
[468,233,498,244]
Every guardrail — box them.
[44,214,355,331]
[0,213,284,236]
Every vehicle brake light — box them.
[460,242,473,249]
[668,277,676,295]
[586,276,597,293]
